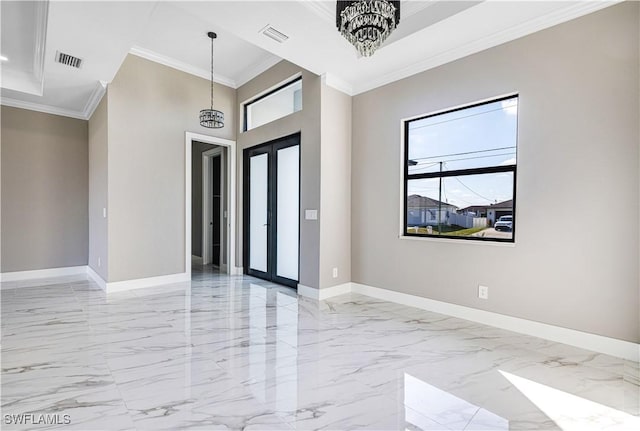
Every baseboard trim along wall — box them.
[3,266,637,361]
[0,266,87,283]
[86,266,107,290]
[298,282,353,301]
[100,272,190,293]
[4,266,192,294]
[300,281,639,362]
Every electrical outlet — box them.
[478,285,489,300]
[103,208,107,218]
[332,267,338,278]
[98,257,101,267]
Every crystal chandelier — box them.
[336,0,401,57]
[200,31,224,128]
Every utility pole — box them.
[438,161,443,234]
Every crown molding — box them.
[129,45,237,88]
[351,1,621,95]
[235,55,282,88]
[321,73,353,96]
[82,80,107,120]
[300,0,334,24]
[1,97,86,120]
[2,79,107,121]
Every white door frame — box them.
[185,132,237,276]
[202,147,224,267]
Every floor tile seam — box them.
[461,406,482,430]
[100,350,143,428]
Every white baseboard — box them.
[86,266,107,290]
[3,265,191,294]
[349,282,639,362]
[0,266,87,283]
[3,264,636,361]
[298,282,353,300]
[233,266,244,275]
[105,272,190,293]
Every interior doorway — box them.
[202,147,225,269]
[185,132,236,277]
[243,133,300,288]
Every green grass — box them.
[408,225,487,236]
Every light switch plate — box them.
[305,209,318,220]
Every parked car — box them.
[494,215,513,232]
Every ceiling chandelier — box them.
[200,31,224,129]
[336,0,401,57]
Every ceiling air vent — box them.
[260,25,289,43]
[55,51,82,68]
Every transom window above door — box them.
[243,76,302,132]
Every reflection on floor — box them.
[1,267,638,430]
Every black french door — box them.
[243,133,300,288]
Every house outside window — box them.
[403,95,518,242]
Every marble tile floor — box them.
[1,268,638,430]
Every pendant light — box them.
[199,31,224,128]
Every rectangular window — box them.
[243,77,302,131]
[404,95,518,242]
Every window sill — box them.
[398,234,516,247]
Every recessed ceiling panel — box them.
[0,0,48,95]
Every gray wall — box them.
[106,54,236,282]
[88,96,108,280]
[1,106,88,272]
[319,82,352,289]
[237,61,322,288]
[191,140,216,257]
[351,2,639,343]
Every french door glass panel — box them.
[249,153,268,272]
[276,145,299,280]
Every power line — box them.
[437,152,515,164]
[409,161,440,171]
[409,153,516,173]
[408,104,515,131]
[454,177,494,203]
[411,146,516,161]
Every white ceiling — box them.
[0,0,620,120]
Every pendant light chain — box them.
[210,34,214,110]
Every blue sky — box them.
[407,97,517,208]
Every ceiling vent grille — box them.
[260,25,289,43]
[55,51,82,68]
